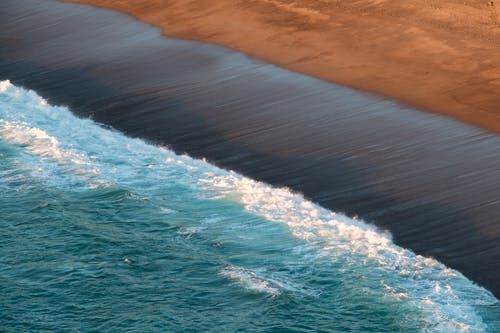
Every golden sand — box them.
[65,0,500,132]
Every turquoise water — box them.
[0,80,498,332]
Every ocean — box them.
[1,80,498,332]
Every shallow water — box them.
[1,81,498,332]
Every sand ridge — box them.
[63,0,500,132]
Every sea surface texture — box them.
[1,81,499,332]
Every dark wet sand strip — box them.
[1,0,499,297]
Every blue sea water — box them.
[0,80,498,332]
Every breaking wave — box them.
[1,80,498,332]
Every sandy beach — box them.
[63,0,500,133]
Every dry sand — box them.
[63,0,500,133]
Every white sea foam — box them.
[160,207,176,214]
[0,81,106,188]
[0,120,78,163]
[0,79,11,93]
[177,226,204,238]
[1,80,497,332]
[0,120,106,188]
[199,172,495,332]
[220,265,281,297]
[220,264,318,298]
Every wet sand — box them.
[1,0,499,298]
[64,0,500,133]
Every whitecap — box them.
[219,265,281,297]
[0,79,11,92]
[199,172,496,332]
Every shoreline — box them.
[2,0,500,298]
[64,0,500,133]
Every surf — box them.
[1,80,498,332]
